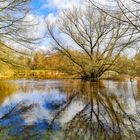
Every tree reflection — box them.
[0,80,49,105]
[50,80,140,140]
[0,80,140,139]
[0,81,18,104]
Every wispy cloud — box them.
[41,0,84,11]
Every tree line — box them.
[21,50,140,79]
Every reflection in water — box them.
[0,81,18,105]
[0,79,140,139]
[54,81,139,140]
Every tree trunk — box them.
[81,71,99,81]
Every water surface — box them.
[0,79,140,140]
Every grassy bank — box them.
[0,69,135,81]
[13,70,77,79]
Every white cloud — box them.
[4,0,86,51]
[3,13,49,52]
[22,14,46,39]
[42,0,84,10]
[46,13,57,23]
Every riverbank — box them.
[0,70,137,81]
[12,70,77,79]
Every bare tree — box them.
[89,0,140,37]
[0,0,31,42]
[0,0,37,68]
[46,2,137,81]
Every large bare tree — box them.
[46,2,137,81]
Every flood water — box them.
[0,79,140,140]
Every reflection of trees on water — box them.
[50,81,140,140]
[0,81,18,105]
[136,80,140,101]
[0,80,50,105]
[0,80,140,139]
[0,101,42,140]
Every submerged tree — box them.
[46,1,137,81]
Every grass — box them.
[13,70,77,79]
[0,69,134,81]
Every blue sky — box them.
[31,0,58,15]
[30,0,84,16]
[28,0,84,51]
